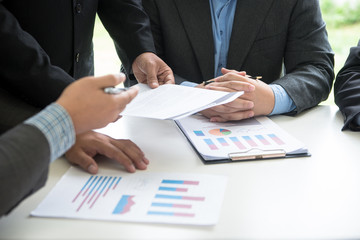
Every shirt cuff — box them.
[269,84,296,115]
[180,81,198,87]
[25,103,75,162]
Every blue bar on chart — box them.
[72,175,122,212]
[76,176,103,212]
[217,138,230,146]
[147,211,195,217]
[72,175,94,202]
[204,138,218,150]
[193,130,205,136]
[159,186,188,192]
[90,176,113,209]
[229,137,246,150]
[256,135,270,145]
[151,202,192,209]
[242,136,258,147]
[155,194,205,201]
[268,134,285,145]
[112,195,135,215]
[161,180,199,185]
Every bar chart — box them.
[32,167,228,225]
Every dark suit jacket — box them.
[0,0,155,108]
[0,124,50,216]
[334,40,360,130]
[141,0,335,114]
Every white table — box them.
[1,105,360,239]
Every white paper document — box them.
[175,114,308,161]
[121,83,243,120]
[32,167,228,226]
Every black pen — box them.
[248,76,262,80]
[203,80,215,86]
[103,87,129,94]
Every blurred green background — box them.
[93,0,360,105]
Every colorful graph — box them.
[151,202,192,209]
[147,178,206,218]
[159,186,188,192]
[217,138,230,146]
[256,134,270,145]
[72,175,121,212]
[268,134,285,145]
[113,195,135,214]
[147,211,195,217]
[209,128,232,136]
[161,180,199,185]
[242,136,258,147]
[229,137,246,150]
[193,130,205,136]
[204,138,218,150]
[155,194,205,201]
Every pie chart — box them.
[208,128,232,136]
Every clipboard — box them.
[174,115,311,164]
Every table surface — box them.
[1,105,360,240]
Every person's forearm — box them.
[25,103,75,162]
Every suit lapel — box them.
[174,0,214,80]
[227,0,275,70]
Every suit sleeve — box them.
[97,0,156,75]
[273,0,335,114]
[0,124,50,216]
[334,40,360,130]
[0,4,74,108]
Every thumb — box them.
[145,67,160,89]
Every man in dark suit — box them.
[0,0,173,173]
[139,0,334,122]
[334,40,360,131]
[0,74,147,216]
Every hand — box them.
[65,131,149,174]
[56,74,138,134]
[132,52,174,88]
[202,68,275,122]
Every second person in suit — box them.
[138,0,335,122]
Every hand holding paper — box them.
[120,84,243,120]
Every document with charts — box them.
[175,114,309,163]
[31,167,227,226]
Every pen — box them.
[203,80,215,86]
[248,76,262,80]
[104,87,129,94]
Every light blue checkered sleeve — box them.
[269,84,296,115]
[25,103,76,162]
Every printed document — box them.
[32,167,227,226]
[121,83,243,120]
[175,114,308,161]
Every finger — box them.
[206,81,255,92]
[115,85,139,104]
[66,150,99,174]
[95,140,137,173]
[210,110,255,122]
[110,139,149,170]
[144,66,160,88]
[212,98,254,111]
[215,73,254,84]
[221,68,246,76]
